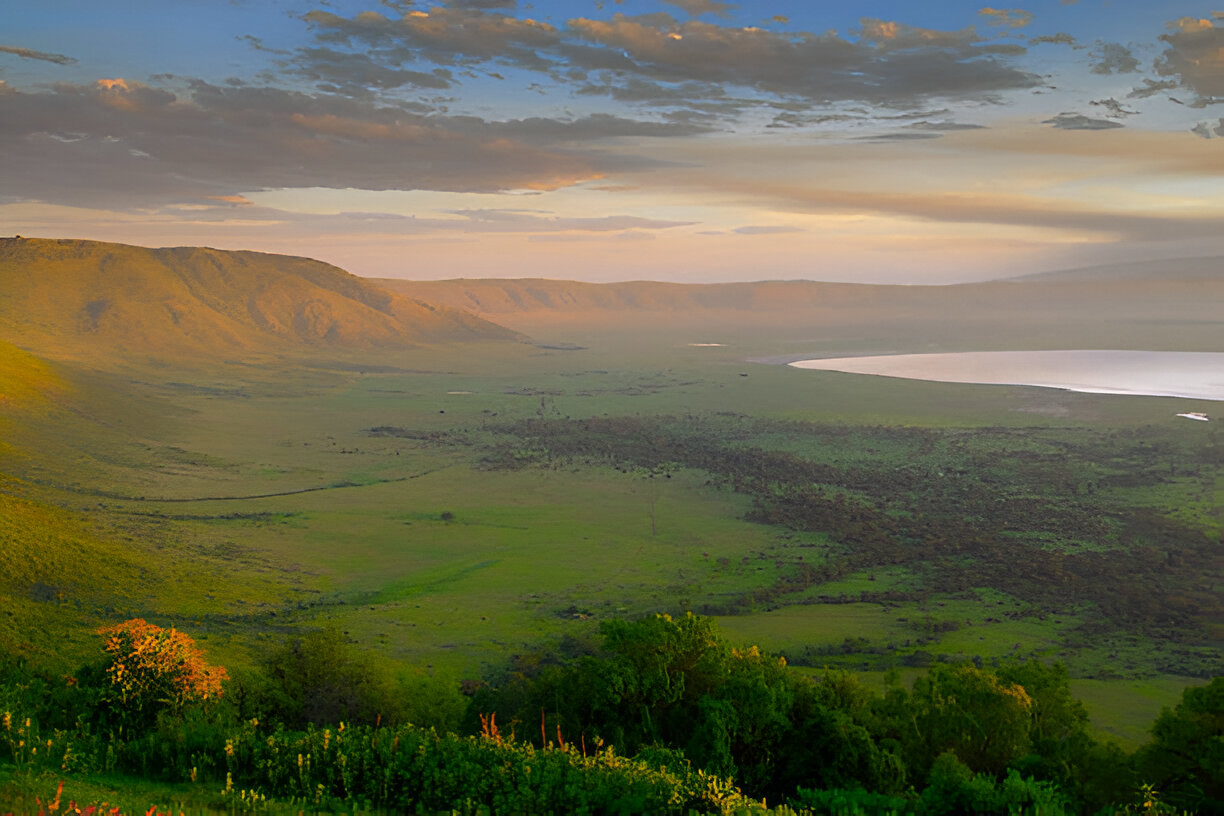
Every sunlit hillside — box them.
[0,237,520,365]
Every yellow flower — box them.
[1,712,9,731]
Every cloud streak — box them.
[0,44,78,65]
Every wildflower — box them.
[190,766,197,783]
[323,729,330,750]
[224,739,234,757]
[2,712,9,731]
[297,753,303,768]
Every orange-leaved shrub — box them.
[96,618,227,732]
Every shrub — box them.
[95,618,227,735]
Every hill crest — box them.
[0,237,519,363]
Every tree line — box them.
[2,615,1221,813]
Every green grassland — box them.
[3,271,1222,749]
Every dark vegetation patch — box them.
[120,510,301,524]
[366,426,461,444]
[482,415,1224,676]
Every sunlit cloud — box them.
[1156,16,1224,103]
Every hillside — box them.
[0,237,520,364]
[1006,255,1224,283]
[373,277,926,317]
[374,259,1224,351]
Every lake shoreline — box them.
[786,350,1224,403]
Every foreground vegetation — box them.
[1,615,1220,814]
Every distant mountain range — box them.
[375,255,1223,321]
[2,237,1219,366]
[0,237,519,364]
[374,257,1224,351]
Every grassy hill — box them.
[0,237,520,365]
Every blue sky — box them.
[2,1,1222,282]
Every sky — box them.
[2,0,1222,284]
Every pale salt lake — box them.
[789,350,1224,402]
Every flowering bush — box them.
[95,619,227,733]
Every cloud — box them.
[978,8,1034,30]
[1155,17,1224,102]
[304,8,562,71]
[298,6,1042,114]
[662,0,735,18]
[1089,98,1137,118]
[856,131,942,141]
[566,14,1037,104]
[287,47,455,94]
[905,120,987,130]
[1042,112,1124,130]
[855,118,988,140]
[447,0,519,8]
[1127,78,1180,99]
[720,180,1222,243]
[1089,42,1140,75]
[485,111,710,141]
[10,197,693,240]
[0,45,77,65]
[625,126,1224,247]
[1190,118,1224,138]
[0,79,692,208]
[732,224,802,234]
[441,209,693,231]
[1028,33,1077,47]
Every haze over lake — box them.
[790,351,1224,402]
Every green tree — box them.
[897,663,1033,778]
[261,628,404,728]
[1136,676,1224,812]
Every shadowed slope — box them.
[0,237,519,364]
